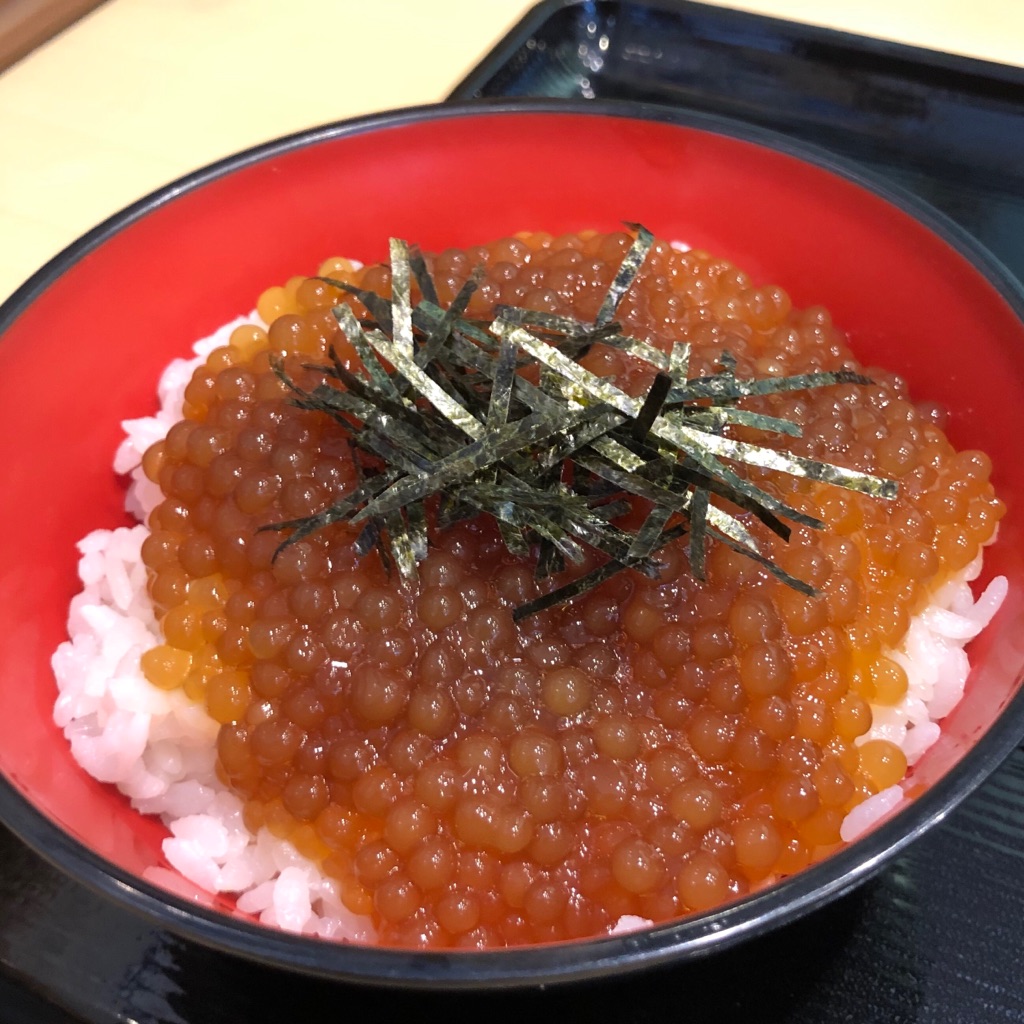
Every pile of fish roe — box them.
[132,229,1003,948]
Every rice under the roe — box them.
[53,231,1007,947]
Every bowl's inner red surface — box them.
[1,110,1022,919]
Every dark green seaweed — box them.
[265,227,897,617]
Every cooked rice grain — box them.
[52,317,1007,939]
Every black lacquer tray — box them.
[4,3,1024,1020]
[452,0,1024,279]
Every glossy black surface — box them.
[5,1,1024,1018]
[452,0,1024,283]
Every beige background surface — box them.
[1,0,1022,305]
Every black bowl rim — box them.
[2,97,1024,989]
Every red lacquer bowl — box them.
[1,101,1023,987]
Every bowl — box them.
[1,100,1023,988]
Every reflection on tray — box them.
[452,0,1024,285]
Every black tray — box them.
[4,3,1024,1021]
[451,0,1024,282]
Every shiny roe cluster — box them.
[138,230,1003,948]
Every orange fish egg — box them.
[140,230,1003,948]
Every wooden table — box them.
[1,0,1023,305]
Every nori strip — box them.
[407,242,439,307]
[688,487,710,580]
[595,224,654,328]
[383,506,418,582]
[633,370,673,441]
[661,420,898,498]
[318,277,393,334]
[389,238,414,360]
[331,304,403,401]
[266,226,898,618]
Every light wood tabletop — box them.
[1,0,1022,306]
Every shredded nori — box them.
[264,226,898,619]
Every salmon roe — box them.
[141,230,1003,948]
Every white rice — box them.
[51,317,1007,938]
[54,318,375,942]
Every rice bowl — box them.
[0,102,1023,984]
[52,292,1007,943]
